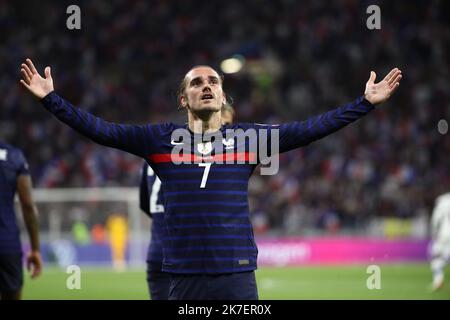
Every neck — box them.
[188,110,222,134]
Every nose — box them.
[202,84,212,92]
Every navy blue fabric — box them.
[168,271,258,300]
[0,254,23,293]
[140,162,166,271]
[140,162,170,298]
[146,269,171,300]
[41,92,374,274]
[0,142,30,254]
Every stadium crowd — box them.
[1,0,449,232]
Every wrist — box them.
[363,95,376,106]
[40,90,55,101]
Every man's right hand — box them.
[27,250,43,279]
[20,58,54,99]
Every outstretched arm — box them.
[20,59,153,157]
[276,68,402,153]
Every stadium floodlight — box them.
[220,55,245,74]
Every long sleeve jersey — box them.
[41,92,374,274]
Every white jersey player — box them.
[430,192,450,291]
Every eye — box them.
[190,78,202,87]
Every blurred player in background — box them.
[0,141,42,300]
[106,213,128,271]
[430,192,450,291]
[20,58,401,299]
[220,104,235,126]
[139,163,166,299]
[139,105,235,299]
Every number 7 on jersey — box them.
[198,163,212,188]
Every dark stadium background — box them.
[1,0,449,299]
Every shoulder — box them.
[436,193,450,207]
[0,143,28,172]
[0,142,25,160]
[141,161,157,177]
[148,122,186,136]
[140,161,149,175]
[0,141,16,151]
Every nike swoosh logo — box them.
[171,140,184,145]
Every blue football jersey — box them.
[139,162,165,272]
[41,92,374,273]
[0,142,30,254]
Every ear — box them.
[180,95,188,108]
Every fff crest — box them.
[197,142,213,155]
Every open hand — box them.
[364,68,402,105]
[20,58,54,99]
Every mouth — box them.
[201,93,214,101]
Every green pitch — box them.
[22,264,450,300]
